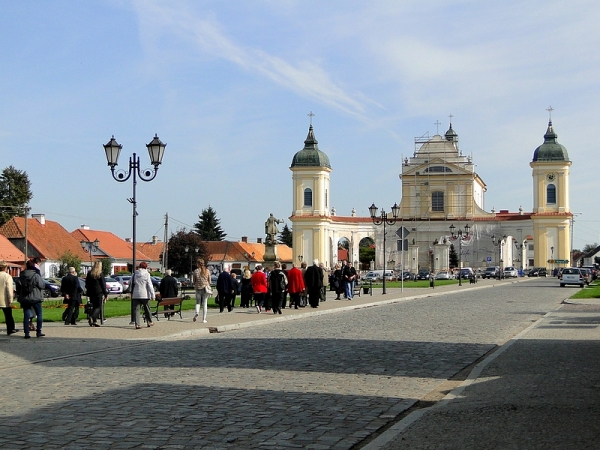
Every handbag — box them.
[204,285,213,295]
[84,302,94,315]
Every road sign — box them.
[396,227,409,239]
[487,257,492,262]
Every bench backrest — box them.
[157,297,183,306]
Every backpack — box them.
[273,271,287,293]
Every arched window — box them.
[432,191,444,212]
[547,184,556,204]
[304,188,313,207]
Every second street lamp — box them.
[80,238,100,272]
[103,134,166,274]
[369,202,400,294]
[449,223,471,286]
[185,246,199,277]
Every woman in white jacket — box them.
[131,262,155,329]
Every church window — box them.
[432,191,444,212]
[304,188,313,207]
[425,166,452,173]
[547,184,556,204]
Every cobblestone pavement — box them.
[0,278,570,449]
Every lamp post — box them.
[80,239,100,272]
[185,246,199,276]
[449,224,471,286]
[103,134,166,275]
[492,234,507,279]
[369,202,400,294]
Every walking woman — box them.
[239,269,253,308]
[192,258,211,323]
[131,262,155,329]
[251,265,267,313]
[85,261,108,327]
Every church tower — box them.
[530,117,572,268]
[289,124,332,265]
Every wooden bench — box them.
[151,297,183,321]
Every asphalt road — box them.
[0,278,572,449]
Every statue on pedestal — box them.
[265,213,283,246]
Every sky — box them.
[0,0,599,250]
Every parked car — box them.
[104,277,123,294]
[112,275,132,293]
[484,266,500,279]
[459,268,474,280]
[362,272,380,282]
[580,268,592,285]
[581,266,598,280]
[559,268,584,288]
[416,270,431,280]
[503,267,518,278]
[210,274,218,286]
[150,276,162,291]
[435,271,452,280]
[178,277,194,289]
[43,278,61,298]
[528,267,547,277]
[400,271,416,281]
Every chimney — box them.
[257,238,262,244]
[80,224,90,230]
[32,214,45,225]
[152,235,158,245]
[241,236,248,243]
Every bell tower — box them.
[530,111,572,268]
[289,122,332,265]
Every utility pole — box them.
[161,213,169,272]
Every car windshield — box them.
[562,269,578,274]
[105,277,116,282]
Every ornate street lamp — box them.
[369,202,400,294]
[80,238,100,271]
[449,223,471,286]
[103,135,166,274]
[185,245,199,276]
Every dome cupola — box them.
[291,125,331,169]
[532,121,569,162]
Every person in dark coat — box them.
[159,269,178,317]
[216,265,236,312]
[239,269,253,308]
[303,259,324,308]
[268,261,288,315]
[61,267,83,325]
[85,261,108,327]
[230,273,240,308]
[18,259,46,338]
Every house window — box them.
[528,244,534,251]
[547,184,556,204]
[304,188,313,207]
[432,191,444,212]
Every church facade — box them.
[289,119,572,274]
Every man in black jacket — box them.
[303,259,323,308]
[216,265,235,312]
[268,261,287,314]
[159,269,179,317]
[61,267,82,325]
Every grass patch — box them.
[0,295,221,324]
[570,282,600,299]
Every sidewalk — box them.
[31,279,509,341]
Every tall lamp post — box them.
[80,239,100,271]
[492,234,507,279]
[369,202,400,294]
[185,246,199,276]
[103,135,166,275]
[449,224,470,286]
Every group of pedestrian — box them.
[330,260,358,300]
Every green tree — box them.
[167,229,208,276]
[359,237,375,269]
[278,224,293,247]
[582,243,599,254]
[57,251,83,277]
[100,258,113,276]
[194,206,226,241]
[0,166,33,226]
[449,244,458,269]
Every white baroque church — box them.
[289,118,572,273]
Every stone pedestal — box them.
[264,244,278,262]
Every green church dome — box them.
[532,121,569,162]
[291,125,331,169]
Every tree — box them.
[359,237,375,269]
[167,229,208,276]
[278,224,293,247]
[0,165,33,226]
[100,258,113,276]
[449,244,458,269]
[57,251,83,277]
[194,206,226,241]
[582,243,599,254]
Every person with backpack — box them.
[268,261,287,315]
[18,259,46,339]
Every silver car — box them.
[503,267,518,278]
[559,268,584,288]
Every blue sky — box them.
[1,0,598,250]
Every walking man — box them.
[304,259,324,308]
[216,265,236,312]
[268,261,287,314]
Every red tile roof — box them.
[71,228,151,262]
[0,234,25,264]
[0,217,89,261]
[205,241,292,264]
[138,241,164,262]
